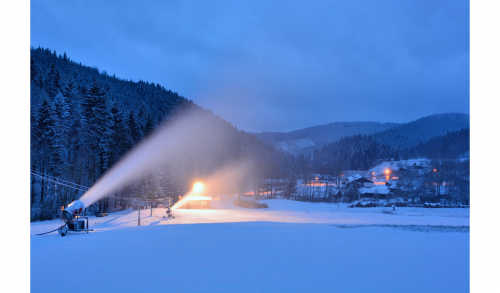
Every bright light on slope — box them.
[193,182,204,193]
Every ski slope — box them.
[31,197,469,293]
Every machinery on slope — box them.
[58,200,94,236]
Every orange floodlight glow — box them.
[385,169,390,174]
[193,182,204,193]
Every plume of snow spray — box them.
[76,108,252,208]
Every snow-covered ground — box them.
[31,196,469,293]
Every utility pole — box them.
[138,201,141,226]
[150,201,152,216]
[433,168,439,201]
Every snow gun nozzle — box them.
[62,210,73,221]
[62,200,85,221]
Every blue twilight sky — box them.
[31,0,469,132]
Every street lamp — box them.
[433,168,439,200]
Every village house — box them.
[345,175,374,188]
[341,172,397,199]
[329,189,343,199]
[359,185,391,199]
[178,195,212,209]
[342,170,370,179]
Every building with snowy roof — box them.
[342,170,370,178]
[346,176,374,188]
[178,195,213,209]
[329,189,343,199]
[359,185,391,199]
[386,177,399,188]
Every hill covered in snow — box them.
[254,121,399,155]
[253,113,469,156]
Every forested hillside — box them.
[254,113,469,156]
[30,47,288,220]
[254,121,398,155]
[308,128,470,178]
[411,128,470,159]
[372,113,469,149]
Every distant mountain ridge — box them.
[254,122,399,155]
[372,113,470,149]
[253,113,469,155]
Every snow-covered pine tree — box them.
[153,166,167,200]
[127,111,143,145]
[33,99,56,203]
[283,168,298,200]
[46,64,61,98]
[49,94,69,177]
[109,104,129,166]
[143,113,154,137]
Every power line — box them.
[31,171,173,202]
[31,170,89,189]
[31,173,88,192]
[30,172,89,191]
[103,195,173,202]
[30,170,89,189]
[31,170,89,188]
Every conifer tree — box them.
[109,104,128,165]
[46,64,61,98]
[50,95,68,176]
[33,99,56,202]
[127,112,143,145]
[143,113,154,136]
[30,58,38,82]
[283,168,298,200]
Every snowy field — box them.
[31,197,469,293]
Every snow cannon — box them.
[59,200,93,236]
[62,200,85,221]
